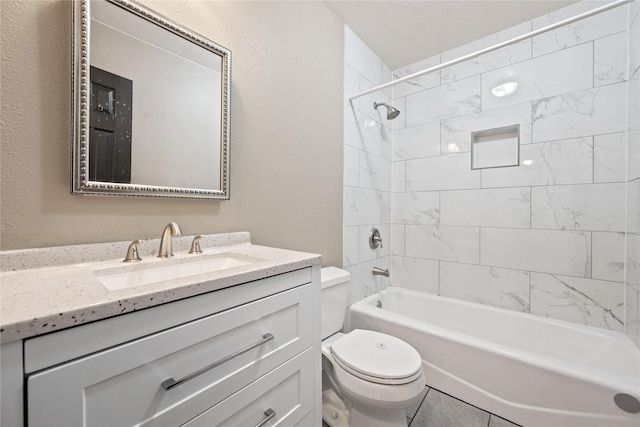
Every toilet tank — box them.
[321,267,351,340]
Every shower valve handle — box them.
[369,228,383,249]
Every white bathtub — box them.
[349,287,640,427]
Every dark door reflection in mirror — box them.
[90,66,132,183]
[72,0,231,199]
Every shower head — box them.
[373,102,400,120]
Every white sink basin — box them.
[94,252,265,291]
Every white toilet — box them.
[321,267,425,427]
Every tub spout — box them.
[372,267,389,277]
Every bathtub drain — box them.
[614,393,640,414]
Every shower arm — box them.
[348,0,632,102]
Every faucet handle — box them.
[189,235,203,254]
[369,228,383,249]
[123,240,143,262]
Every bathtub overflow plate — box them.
[614,393,640,414]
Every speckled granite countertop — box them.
[0,232,321,344]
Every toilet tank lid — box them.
[321,267,350,289]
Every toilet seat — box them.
[329,329,423,385]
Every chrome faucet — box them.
[158,222,182,258]
[189,235,203,254]
[123,240,143,262]
[372,267,389,277]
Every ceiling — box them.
[323,0,577,70]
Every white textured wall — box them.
[0,0,344,267]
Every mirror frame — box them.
[71,0,231,199]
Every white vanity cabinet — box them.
[17,267,321,427]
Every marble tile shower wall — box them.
[343,26,393,306]
[389,1,638,338]
[626,0,640,345]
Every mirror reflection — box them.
[72,0,231,199]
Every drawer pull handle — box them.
[255,408,276,427]
[161,333,275,390]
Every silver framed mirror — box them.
[72,0,231,199]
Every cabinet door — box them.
[183,348,314,427]
[27,284,312,427]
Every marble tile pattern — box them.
[627,233,640,290]
[480,228,591,278]
[441,24,532,85]
[530,183,626,232]
[344,256,391,306]
[406,152,480,192]
[592,232,626,283]
[392,255,439,294]
[480,137,593,188]
[441,102,532,154]
[392,191,439,225]
[630,2,640,77]
[383,1,636,333]
[594,32,628,87]
[405,76,481,128]
[393,121,440,161]
[531,82,627,143]
[531,2,628,58]
[405,225,480,265]
[358,224,391,263]
[482,43,593,112]
[344,27,393,305]
[594,132,627,183]
[626,284,640,347]
[392,55,441,99]
[530,273,625,332]
[627,1,640,346]
[439,262,529,312]
[440,188,530,229]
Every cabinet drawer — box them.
[183,348,314,427]
[27,284,312,427]
[24,268,312,373]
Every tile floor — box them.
[406,386,520,427]
[322,384,521,427]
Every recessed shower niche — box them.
[470,124,520,170]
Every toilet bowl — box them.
[320,267,425,427]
